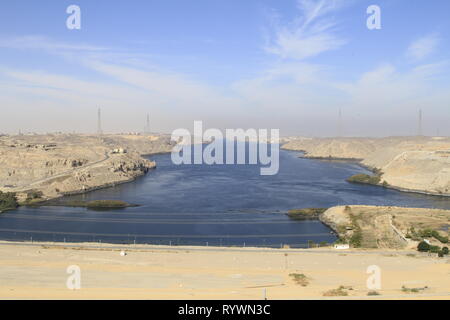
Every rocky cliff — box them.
[282,137,450,196]
[0,134,174,202]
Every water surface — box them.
[0,149,448,247]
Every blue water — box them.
[0,149,449,247]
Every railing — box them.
[0,228,336,249]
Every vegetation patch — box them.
[323,285,351,297]
[348,213,363,248]
[287,208,327,220]
[41,199,138,209]
[346,174,381,186]
[289,273,310,287]
[22,190,45,205]
[417,241,449,257]
[401,285,428,294]
[407,227,448,243]
[0,191,18,212]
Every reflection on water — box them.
[0,150,448,247]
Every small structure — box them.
[334,244,350,250]
[111,148,127,154]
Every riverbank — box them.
[0,240,448,300]
[319,205,450,250]
[282,136,450,196]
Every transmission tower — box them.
[145,114,150,134]
[97,108,103,135]
[418,109,423,136]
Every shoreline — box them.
[0,239,416,254]
[292,152,450,198]
[13,152,169,208]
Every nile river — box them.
[0,149,449,247]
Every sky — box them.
[0,0,449,137]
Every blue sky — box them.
[0,0,449,136]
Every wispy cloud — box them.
[406,33,440,62]
[264,0,346,60]
[0,35,108,52]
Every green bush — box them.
[431,230,448,244]
[287,208,326,220]
[346,174,381,185]
[27,190,43,200]
[442,247,449,255]
[417,241,430,252]
[429,245,441,253]
[0,191,18,212]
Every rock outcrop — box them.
[320,205,450,249]
[0,134,174,201]
[282,137,450,196]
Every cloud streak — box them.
[406,33,440,62]
[265,0,346,60]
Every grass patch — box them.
[401,285,428,294]
[84,200,134,208]
[346,174,381,186]
[289,273,310,287]
[367,291,381,296]
[41,199,138,209]
[323,285,351,297]
[287,208,327,220]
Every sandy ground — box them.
[0,241,449,300]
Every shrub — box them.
[417,241,430,252]
[289,273,310,287]
[319,241,328,247]
[442,247,449,255]
[346,174,381,185]
[26,190,43,200]
[431,230,448,244]
[323,286,349,297]
[0,191,18,211]
[429,245,441,253]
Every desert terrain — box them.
[320,205,450,250]
[0,241,448,300]
[282,136,450,196]
[0,134,174,203]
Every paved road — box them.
[0,240,427,257]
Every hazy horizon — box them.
[1,0,449,137]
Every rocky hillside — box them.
[282,137,450,196]
[320,205,450,249]
[0,134,174,202]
